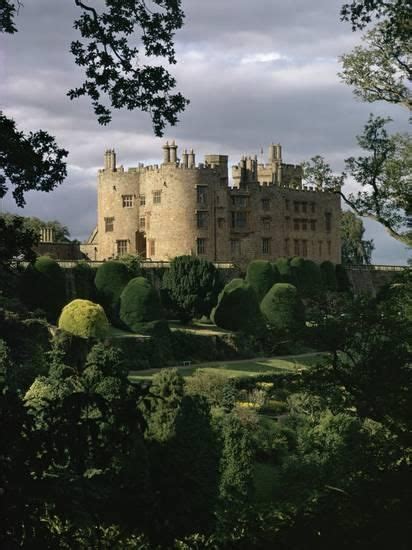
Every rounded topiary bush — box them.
[73,262,96,300]
[320,261,337,291]
[211,279,266,335]
[94,261,132,321]
[289,257,323,297]
[273,257,295,285]
[58,299,109,339]
[260,283,305,334]
[120,276,163,332]
[246,260,279,302]
[20,256,66,322]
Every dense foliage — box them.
[341,210,374,264]
[260,283,305,335]
[120,276,163,332]
[320,260,337,291]
[58,299,110,339]
[246,260,279,302]
[162,255,223,322]
[211,278,266,335]
[94,260,132,322]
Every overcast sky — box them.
[0,0,410,263]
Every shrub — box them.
[320,261,337,291]
[273,257,295,285]
[290,257,323,297]
[260,283,305,334]
[20,256,66,322]
[58,299,109,339]
[72,262,96,300]
[162,255,222,321]
[120,277,163,333]
[94,261,132,321]
[246,260,279,302]
[211,279,266,335]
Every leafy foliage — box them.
[260,283,305,335]
[246,260,279,302]
[211,278,266,335]
[58,299,110,339]
[341,210,374,264]
[0,214,38,269]
[94,260,132,322]
[290,257,323,297]
[0,112,68,207]
[162,255,223,322]
[320,261,338,291]
[120,276,163,332]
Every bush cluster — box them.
[94,261,132,322]
[260,283,305,335]
[58,299,109,339]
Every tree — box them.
[260,283,305,336]
[0,214,38,269]
[246,260,279,302]
[339,0,411,112]
[341,210,374,264]
[162,256,223,322]
[0,113,68,207]
[303,116,412,245]
[1,0,188,135]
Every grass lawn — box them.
[129,353,327,381]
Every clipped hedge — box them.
[120,276,163,332]
[211,278,266,335]
[260,283,305,334]
[58,299,109,339]
[94,261,132,321]
[72,261,96,300]
[289,257,323,297]
[320,261,337,291]
[246,260,279,302]
[273,257,295,286]
[336,264,352,292]
[20,256,66,322]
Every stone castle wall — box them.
[88,142,341,264]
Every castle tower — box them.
[162,141,170,164]
[104,149,117,171]
[169,140,178,164]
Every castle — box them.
[82,142,341,264]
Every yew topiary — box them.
[211,278,266,335]
[94,261,132,321]
[58,299,109,339]
[273,257,295,285]
[246,260,279,302]
[120,276,163,332]
[260,283,305,334]
[320,261,337,291]
[290,257,323,297]
[20,255,66,322]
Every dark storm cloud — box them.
[0,0,409,260]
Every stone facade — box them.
[84,142,341,264]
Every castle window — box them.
[116,240,128,256]
[311,202,316,213]
[285,216,290,229]
[284,238,290,256]
[294,201,300,212]
[105,217,114,232]
[139,194,146,206]
[310,219,317,231]
[230,239,241,256]
[197,211,208,229]
[285,199,290,210]
[294,239,300,256]
[197,238,206,255]
[302,240,308,257]
[231,195,248,208]
[218,217,225,228]
[261,198,270,211]
[301,219,308,231]
[197,186,208,205]
[139,217,145,230]
[122,194,134,208]
[325,212,332,232]
[327,240,332,257]
[153,190,162,204]
[318,241,323,257]
[262,217,271,232]
[293,219,300,231]
[148,239,155,257]
[262,238,271,255]
[302,202,307,213]
[231,211,247,229]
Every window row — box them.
[286,200,316,213]
[284,238,332,258]
[291,218,317,231]
[121,193,161,207]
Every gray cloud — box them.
[1,0,409,261]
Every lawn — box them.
[128,353,326,381]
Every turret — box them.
[169,140,178,164]
[162,141,170,164]
[188,148,196,168]
[104,149,117,171]
[181,149,189,168]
